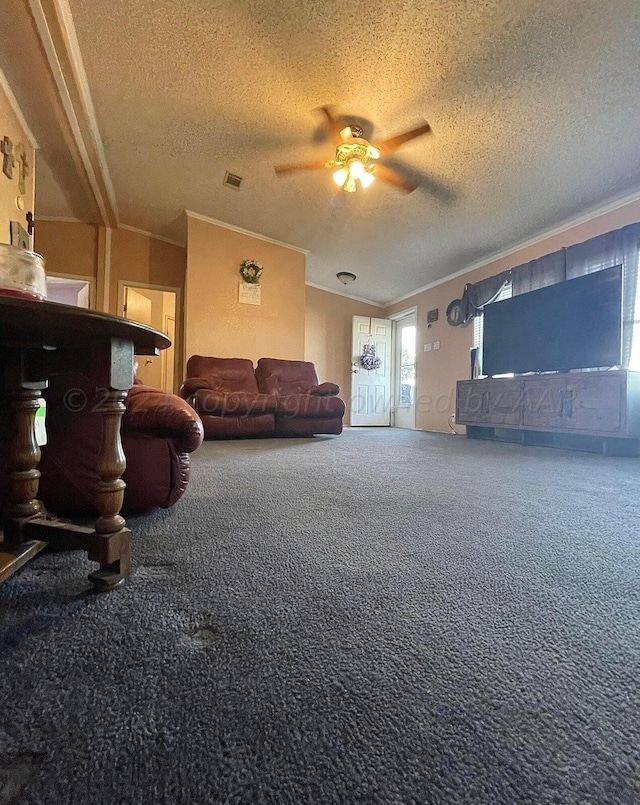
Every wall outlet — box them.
[424,343,432,352]
[433,341,441,350]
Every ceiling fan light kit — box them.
[337,271,357,284]
[328,136,380,193]
[274,106,432,195]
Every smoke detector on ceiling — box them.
[223,171,243,190]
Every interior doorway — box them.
[392,310,417,429]
[120,283,180,393]
[47,274,92,308]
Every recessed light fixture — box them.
[337,272,356,285]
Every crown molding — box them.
[305,281,383,307]
[36,215,84,223]
[35,218,186,248]
[386,187,640,307]
[185,210,309,255]
[118,224,184,248]
[0,66,39,149]
[28,0,118,228]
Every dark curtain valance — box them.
[459,270,511,324]
[511,250,566,295]
[459,222,640,366]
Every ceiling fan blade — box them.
[274,159,328,176]
[317,105,343,146]
[382,156,457,203]
[374,163,420,194]
[373,121,432,155]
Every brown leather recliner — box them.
[255,358,345,436]
[180,355,277,439]
[0,382,204,514]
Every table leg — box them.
[7,388,43,520]
[0,386,48,579]
[87,389,131,591]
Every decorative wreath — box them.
[360,342,382,371]
[239,259,263,284]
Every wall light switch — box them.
[433,341,441,350]
[424,343,432,352]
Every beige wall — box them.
[0,82,34,245]
[185,215,306,365]
[305,285,382,426]
[385,196,640,433]
[110,228,185,314]
[35,219,98,281]
[35,222,186,313]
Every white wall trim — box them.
[117,279,182,316]
[0,66,39,149]
[102,226,111,313]
[305,281,383,307]
[386,187,640,307]
[118,224,184,248]
[28,0,118,228]
[185,210,309,254]
[388,306,417,321]
[54,0,118,218]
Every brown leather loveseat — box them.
[255,358,344,437]
[180,355,345,439]
[180,355,278,438]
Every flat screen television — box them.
[482,265,622,376]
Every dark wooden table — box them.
[0,295,170,590]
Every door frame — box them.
[118,280,182,394]
[389,307,417,429]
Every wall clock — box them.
[446,298,463,326]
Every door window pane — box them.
[400,325,416,404]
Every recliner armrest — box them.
[309,382,340,396]
[124,386,204,453]
[179,376,214,398]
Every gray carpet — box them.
[1,428,640,804]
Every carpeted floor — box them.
[1,428,639,804]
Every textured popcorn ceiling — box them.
[50,0,640,303]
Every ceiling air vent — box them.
[223,171,243,190]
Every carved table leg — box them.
[0,382,48,579]
[87,389,131,591]
[6,389,43,521]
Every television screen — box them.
[482,265,622,375]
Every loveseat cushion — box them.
[193,389,278,417]
[276,394,346,419]
[255,358,318,395]
[186,356,259,393]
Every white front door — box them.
[393,313,417,429]
[351,315,392,426]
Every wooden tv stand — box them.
[455,370,640,455]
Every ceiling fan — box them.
[274,106,432,194]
